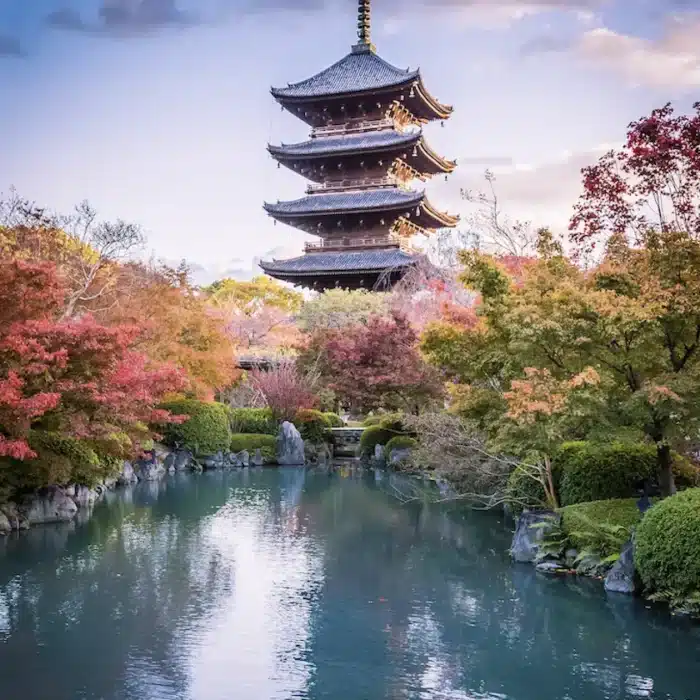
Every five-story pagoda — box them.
[260,0,459,291]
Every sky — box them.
[1,0,700,283]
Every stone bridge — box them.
[331,427,364,458]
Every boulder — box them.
[305,441,332,466]
[73,485,98,509]
[510,510,561,563]
[389,448,412,466]
[0,512,10,535]
[135,458,166,481]
[252,448,264,467]
[277,422,305,466]
[21,486,78,525]
[118,461,138,485]
[604,539,639,595]
[235,450,250,467]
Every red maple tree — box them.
[0,260,185,459]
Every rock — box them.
[565,548,579,568]
[168,465,176,474]
[604,539,639,595]
[0,512,10,535]
[304,441,331,466]
[73,485,98,509]
[277,422,305,465]
[21,486,78,525]
[252,448,264,467]
[135,458,166,481]
[510,510,561,563]
[536,560,569,575]
[171,450,192,471]
[237,450,250,467]
[163,452,175,470]
[118,461,138,485]
[103,475,118,490]
[64,484,76,498]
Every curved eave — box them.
[262,192,426,220]
[260,262,417,277]
[415,138,457,174]
[270,74,418,103]
[420,199,460,228]
[407,78,453,122]
[267,131,421,161]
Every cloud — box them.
[47,1,199,36]
[573,15,700,87]
[455,145,612,227]
[0,35,24,57]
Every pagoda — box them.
[260,0,459,291]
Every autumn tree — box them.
[249,360,318,421]
[320,312,444,414]
[0,260,185,462]
[103,261,237,399]
[570,101,700,256]
[296,288,391,333]
[206,275,303,353]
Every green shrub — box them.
[559,441,657,506]
[230,433,277,463]
[636,488,700,597]
[363,415,383,427]
[560,498,642,558]
[228,407,277,435]
[323,412,345,428]
[159,400,231,455]
[359,425,394,456]
[385,436,418,454]
[673,454,700,489]
[295,409,332,443]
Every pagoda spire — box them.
[355,0,374,52]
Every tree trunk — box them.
[657,443,676,498]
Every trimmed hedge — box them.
[228,407,277,435]
[359,425,394,456]
[385,436,418,454]
[323,412,345,428]
[558,441,693,506]
[160,400,231,455]
[560,498,642,558]
[230,433,277,463]
[295,409,332,443]
[636,488,700,596]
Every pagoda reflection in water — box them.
[261,0,459,291]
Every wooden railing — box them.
[311,118,394,137]
[306,176,408,194]
[304,235,415,253]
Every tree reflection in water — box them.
[0,468,698,700]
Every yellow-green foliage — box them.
[560,498,642,558]
[636,488,700,597]
[323,412,345,428]
[228,407,277,435]
[295,409,332,443]
[229,434,276,463]
[385,436,418,453]
[160,400,231,455]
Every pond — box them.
[0,468,698,700]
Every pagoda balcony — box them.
[304,234,414,253]
[311,118,397,138]
[305,176,405,194]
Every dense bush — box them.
[228,407,277,435]
[560,498,642,558]
[636,489,700,597]
[558,441,692,506]
[323,412,345,428]
[295,409,332,443]
[385,436,418,454]
[359,426,394,456]
[229,433,277,463]
[159,400,231,455]
[363,415,382,427]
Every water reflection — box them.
[0,468,698,700]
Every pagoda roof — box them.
[271,46,418,100]
[268,129,420,158]
[260,248,419,276]
[264,187,424,216]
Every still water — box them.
[0,468,698,700]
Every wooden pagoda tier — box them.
[268,128,457,183]
[260,0,458,291]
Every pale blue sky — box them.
[1,0,699,281]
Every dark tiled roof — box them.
[260,248,419,274]
[269,129,420,158]
[271,48,419,100]
[264,188,424,216]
